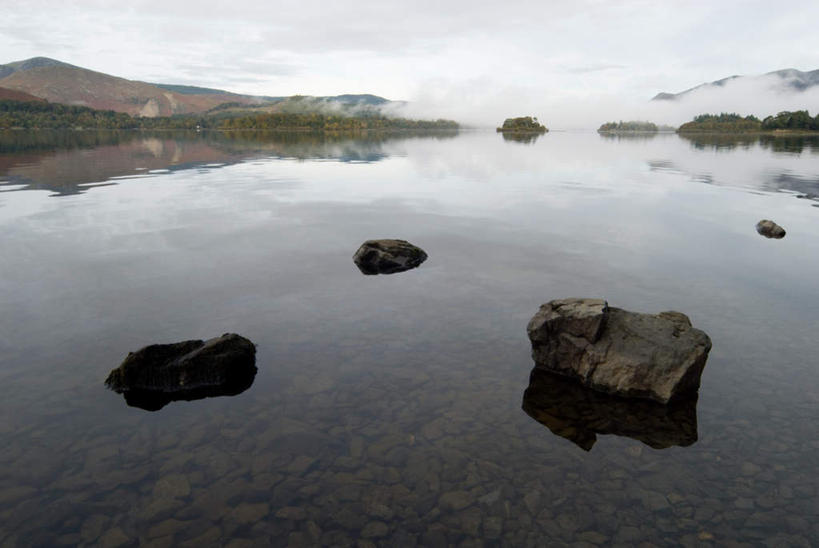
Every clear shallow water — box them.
[0,130,817,547]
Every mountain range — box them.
[0,57,392,117]
[652,68,819,101]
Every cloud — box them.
[1,0,818,126]
[565,64,627,74]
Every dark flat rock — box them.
[353,239,428,275]
[105,333,257,411]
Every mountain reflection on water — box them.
[522,369,698,451]
[0,129,458,196]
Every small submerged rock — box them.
[527,298,711,403]
[105,333,257,411]
[353,239,428,275]
[756,219,786,239]
[522,368,698,451]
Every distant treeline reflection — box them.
[679,133,819,154]
[0,128,458,156]
[0,129,459,196]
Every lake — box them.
[0,129,817,547]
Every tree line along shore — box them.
[3,99,818,135]
[0,99,459,131]
[675,111,819,133]
[599,111,819,134]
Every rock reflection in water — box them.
[117,369,257,411]
[500,132,541,144]
[522,369,698,451]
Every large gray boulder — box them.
[526,299,711,403]
[106,333,257,411]
[756,219,786,239]
[353,239,428,275]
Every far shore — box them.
[676,129,819,136]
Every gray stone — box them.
[147,519,185,539]
[360,521,389,538]
[478,489,501,506]
[99,527,130,548]
[523,491,541,515]
[458,507,482,536]
[527,298,711,403]
[80,514,108,543]
[153,475,191,499]
[577,531,609,544]
[230,502,269,524]
[483,516,503,539]
[275,506,306,520]
[138,497,185,522]
[353,239,428,275]
[741,462,762,476]
[439,490,474,511]
[756,219,786,239]
[286,456,317,475]
[734,497,754,510]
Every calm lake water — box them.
[0,130,817,547]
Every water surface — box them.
[1,130,817,547]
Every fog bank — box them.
[394,73,819,130]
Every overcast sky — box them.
[3,0,818,125]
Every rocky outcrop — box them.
[756,219,786,239]
[526,299,711,403]
[522,369,698,451]
[353,239,428,275]
[105,333,257,411]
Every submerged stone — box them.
[353,239,428,275]
[526,299,711,403]
[105,333,257,411]
[522,368,698,451]
[756,219,786,239]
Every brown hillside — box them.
[0,65,258,117]
[0,87,46,102]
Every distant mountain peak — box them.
[652,68,819,101]
[9,56,73,67]
[0,56,76,79]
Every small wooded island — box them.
[496,116,548,133]
[677,111,819,133]
[598,120,673,133]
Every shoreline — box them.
[676,129,819,136]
